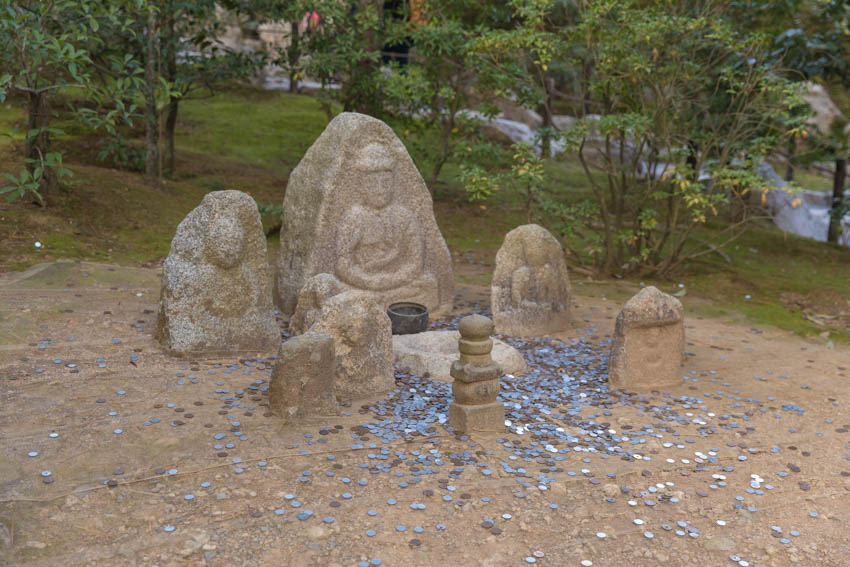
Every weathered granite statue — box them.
[269,332,338,423]
[289,273,345,335]
[491,224,571,336]
[448,315,504,433]
[156,190,279,354]
[307,290,394,402]
[608,286,684,390]
[276,112,453,318]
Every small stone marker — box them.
[269,332,338,423]
[156,190,279,354]
[308,290,394,402]
[608,286,684,390]
[276,112,453,318]
[290,273,345,335]
[448,315,504,433]
[492,224,571,336]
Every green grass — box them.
[0,86,331,270]
[767,159,836,192]
[792,169,834,192]
[634,222,850,342]
[176,87,334,171]
[0,102,24,143]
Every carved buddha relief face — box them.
[364,169,394,210]
[523,240,549,267]
[355,143,395,210]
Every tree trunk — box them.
[784,138,795,182]
[428,126,451,189]
[164,96,179,174]
[162,0,178,175]
[25,90,55,200]
[685,140,698,181]
[827,157,847,243]
[144,8,160,186]
[319,78,334,122]
[538,76,554,158]
[581,60,593,115]
[350,0,382,116]
[288,21,300,93]
[428,89,461,190]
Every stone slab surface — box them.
[392,330,526,380]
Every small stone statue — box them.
[491,224,571,336]
[289,273,346,335]
[156,190,279,354]
[269,332,338,423]
[448,315,504,433]
[307,290,394,402]
[608,286,684,390]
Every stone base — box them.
[392,331,527,380]
[448,401,504,433]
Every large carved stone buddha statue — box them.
[276,112,453,319]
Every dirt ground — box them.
[0,259,848,567]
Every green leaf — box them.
[30,188,44,206]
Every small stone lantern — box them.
[448,314,504,433]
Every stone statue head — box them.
[521,232,550,267]
[355,142,395,210]
[205,213,245,269]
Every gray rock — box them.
[458,109,535,145]
[608,286,684,390]
[276,112,453,318]
[802,82,846,137]
[492,96,544,129]
[760,162,850,245]
[308,290,394,401]
[492,224,571,336]
[269,332,338,422]
[156,190,279,354]
[289,273,345,335]
[551,115,577,131]
[392,330,526,380]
